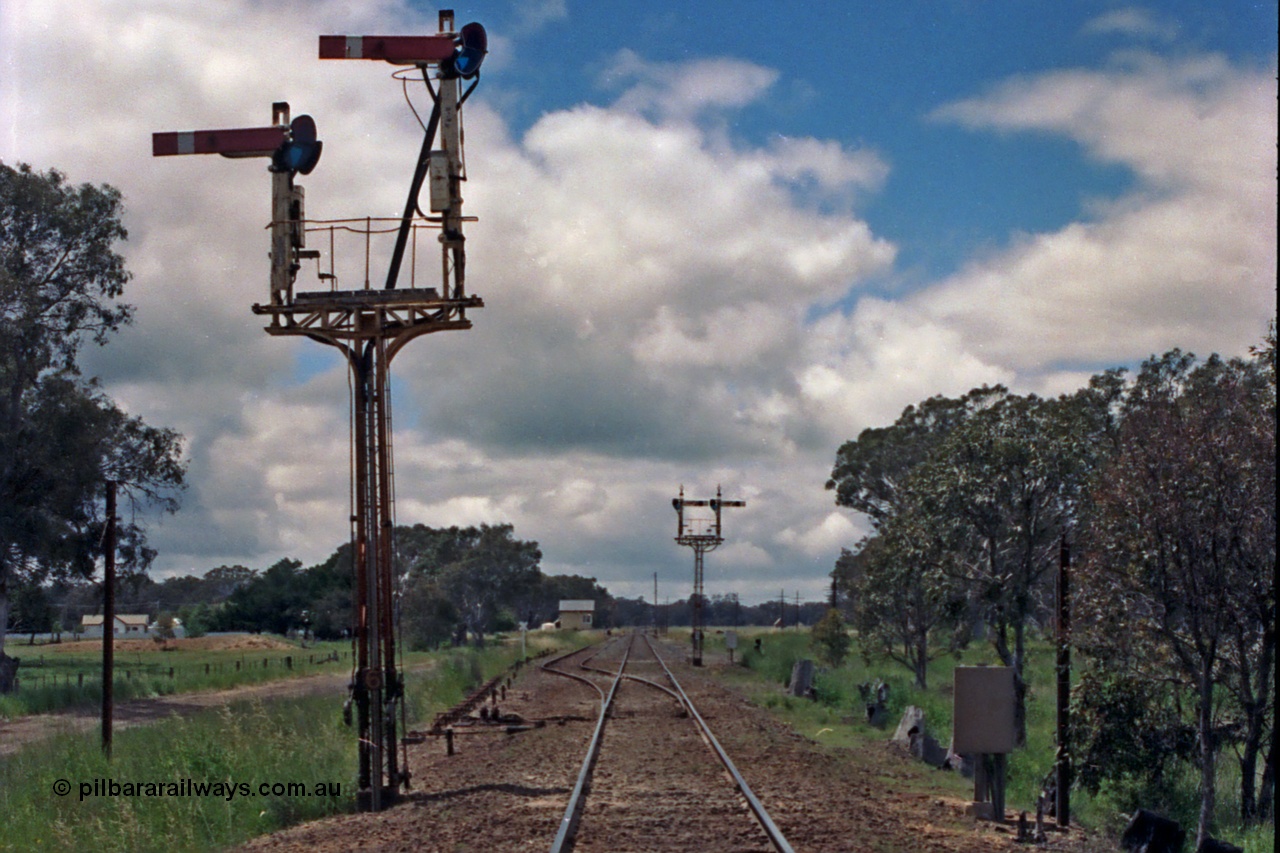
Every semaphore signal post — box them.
[153,10,488,811]
[672,486,745,666]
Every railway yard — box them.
[237,633,1101,853]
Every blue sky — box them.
[2,1,1275,604]
[463,0,1274,281]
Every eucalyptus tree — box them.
[830,385,1091,700]
[809,607,852,668]
[907,392,1093,745]
[842,525,966,690]
[1231,327,1277,822]
[826,385,1008,528]
[1,162,184,690]
[1077,343,1276,843]
[414,524,542,641]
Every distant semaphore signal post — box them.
[672,486,745,666]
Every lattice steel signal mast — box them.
[672,486,745,666]
[152,11,488,811]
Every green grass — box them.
[0,636,554,853]
[703,625,1274,853]
[0,638,438,719]
[2,691,353,852]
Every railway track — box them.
[542,633,795,853]
[235,633,1030,852]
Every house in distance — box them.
[557,600,595,631]
[80,614,150,638]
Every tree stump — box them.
[0,653,18,694]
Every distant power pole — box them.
[653,572,658,636]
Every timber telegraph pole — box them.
[672,486,745,666]
[153,11,489,811]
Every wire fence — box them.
[8,651,349,693]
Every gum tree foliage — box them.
[826,329,1274,833]
[435,525,541,640]
[908,392,1095,746]
[829,380,1117,742]
[1071,666,1197,798]
[826,386,1008,528]
[809,607,852,668]
[398,524,542,643]
[1,162,185,690]
[399,579,460,650]
[198,524,548,647]
[839,526,966,690]
[7,580,54,641]
[213,559,308,635]
[825,387,1008,691]
[209,549,358,640]
[176,602,213,639]
[1234,327,1278,824]
[830,547,864,619]
[1076,342,1276,843]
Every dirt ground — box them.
[31,635,299,654]
[234,638,1110,853]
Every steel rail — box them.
[578,653,685,706]
[545,638,631,853]
[641,633,796,853]
[538,638,623,698]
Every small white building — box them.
[80,614,150,638]
[557,600,595,631]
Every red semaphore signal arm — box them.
[152,126,286,158]
[318,34,454,63]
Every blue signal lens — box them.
[280,141,322,175]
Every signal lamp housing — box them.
[445,23,487,79]
[273,114,323,175]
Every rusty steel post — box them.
[350,343,374,801]
[691,544,706,665]
[350,322,410,809]
[373,328,400,794]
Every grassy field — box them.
[0,635,434,718]
[0,631,586,853]
[698,626,1274,853]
